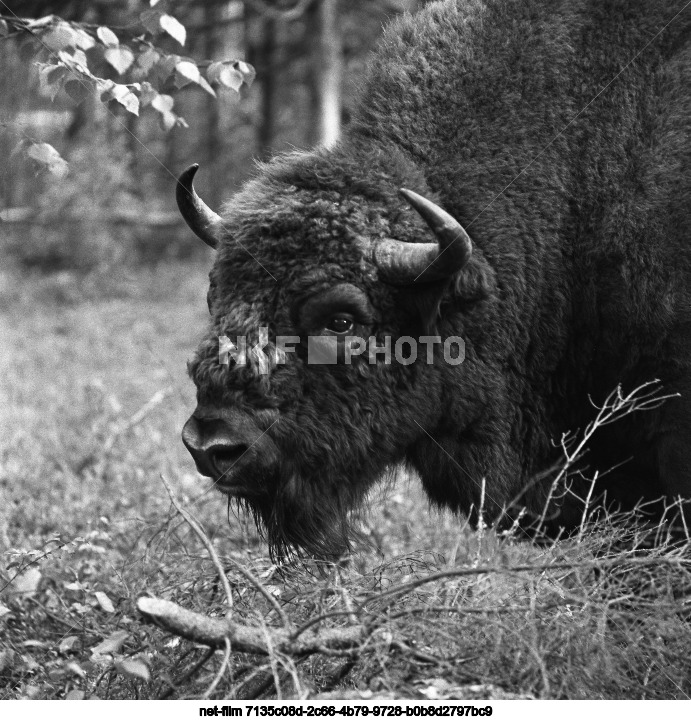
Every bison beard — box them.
[178,0,691,559]
[230,466,362,562]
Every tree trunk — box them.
[259,16,278,157]
[205,2,222,207]
[246,5,279,159]
[310,0,342,147]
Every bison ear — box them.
[402,250,496,334]
[176,164,223,250]
[450,248,496,304]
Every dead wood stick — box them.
[137,597,366,656]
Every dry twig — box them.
[201,638,232,700]
[160,473,234,614]
[103,387,173,456]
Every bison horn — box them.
[176,164,222,250]
[374,188,472,284]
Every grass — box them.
[1,261,690,701]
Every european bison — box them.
[178,0,691,558]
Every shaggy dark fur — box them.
[185,0,691,559]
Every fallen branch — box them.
[138,551,691,656]
[137,597,366,656]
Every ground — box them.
[1,261,690,700]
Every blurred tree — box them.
[0,1,254,169]
[204,2,222,207]
[0,0,254,269]
[0,0,419,271]
[307,0,341,147]
[245,4,279,157]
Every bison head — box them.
[177,147,489,560]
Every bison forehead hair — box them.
[180,0,691,559]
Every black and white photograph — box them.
[1,0,690,707]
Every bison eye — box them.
[325,315,354,334]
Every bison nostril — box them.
[182,410,269,485]
[208,444,249,475]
